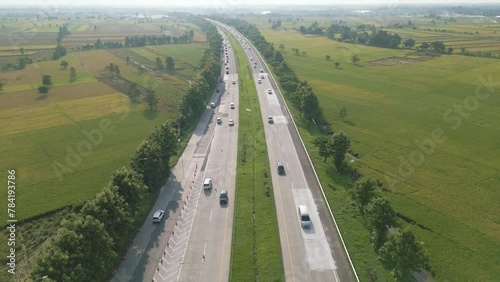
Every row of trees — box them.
[175,17,222,130]
[124,34,190,47]
[56,24,71,43]
[321,23,403,49]
[352,177,430,281]
[75,34,193,51]
[417,41,453,54]
[214,16,323,123]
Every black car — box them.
[219,189,228,204]
[277,162,285,175]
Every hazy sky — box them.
[5,0,500,7]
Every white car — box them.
[230,102,235,109]
[232,80,236,85]
[228,119,234,126]
[152,210,164,223]
[217,117,222,124]
[267,89,273,94]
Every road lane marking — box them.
[209,209,213,223]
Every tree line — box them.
[298,22,403,49]
[73,34,193,52]
[174,16,222,131]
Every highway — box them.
[218,24,357,282]
[112,22,356,282]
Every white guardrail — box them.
[220,23,361,282]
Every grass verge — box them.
[228,33,285,281]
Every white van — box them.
[203,178,212,190]
[298,205,311,228]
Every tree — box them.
[279,43,285,49]
[353,177,377,213]
[403,38,416,49]
[447,47,454,54]
[334,62,340,68]
[351,55,360,65]
[313,135,333,162]
[325,54,330,61]
[19,47,24,55]
[379,228,430,281]
[32,215,116,281]
[105,63,120,77]
[165,56,175,72]
[128,82,140,103]
[301,50,307,56]
[144,88,159,110]
[339,107,347,121]
[0,81,3,91]
[80,186,134,245]
[60,60,68,70]
[365,197,398,249]
[291,47,300,55]
[155,57,164,70]
[132,140,164,188]
[111,167,147,210]
[332,132,350,170]
[419,42,430,50]
[18,57,26,70]
[38,85,49,94]
[42,75,52,86]
[148,123,178,169]
[431,41,446,53]
[52,44,67,60]
[69,67,76,83]
[126,56,130,65]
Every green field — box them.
[248,18,500,281]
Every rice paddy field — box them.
[247,16,500,281]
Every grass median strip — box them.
[228,33,285,281]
